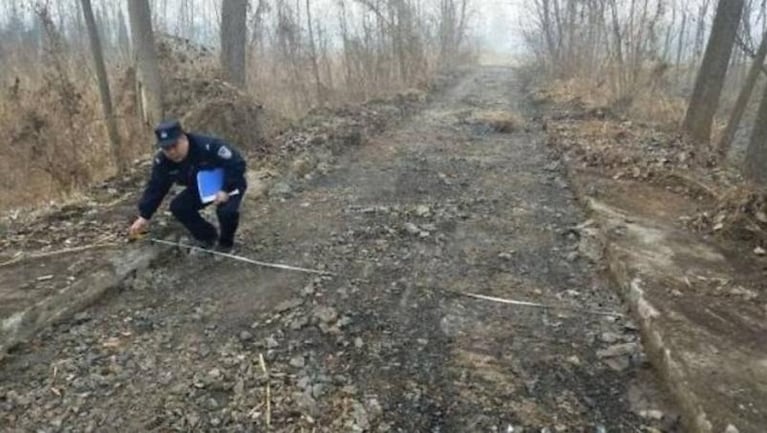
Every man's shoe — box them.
[214,243,234,254]
[196,238,216,249]
[188,238,215,256]
[211,243,235,262]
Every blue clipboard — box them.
[197,168,225,204]
[197,168,241,204]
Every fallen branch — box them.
[0,241,119,268]
[660,171,722,201]
[259,353,271,429]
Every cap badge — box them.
[218,146,232,159]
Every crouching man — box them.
[129,119,247,253]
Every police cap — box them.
[154,119,184,149]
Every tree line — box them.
[523,0,767,185]
[0,0,475,177]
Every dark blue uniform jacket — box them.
[138,133,247,219]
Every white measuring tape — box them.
[150,238,335,276]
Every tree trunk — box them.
[676,12,687,71]
[178,0,193,40]
[96,5,110,56]
[630,0,651,86]
[74,0,86,50]
[608,0,625,93]
[744,77,767,183]
[456,0,468,50]
[541,0,559,68]
[306,0,323,101]
[662,4,676,62]
[682,0,744,145]
[719,31,767,156]
[127,0,163,128]
[80,0,123,171]
[117,9,130,62]
[565,0,577,73]
[692,0,712,69]
[221,0,248,88]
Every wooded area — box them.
[523,0,767,184]
[0,0,474,207]
[5,0,767,204]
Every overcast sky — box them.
[474,0,522,53]
[1,0,526,54]
[141,0,527,54]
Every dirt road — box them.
[0,67,676,432]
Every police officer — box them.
[128,119,247,252]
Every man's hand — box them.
[129,217,150,239]
[213,191,230,205]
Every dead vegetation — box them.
[0,0,477,213]
[532,78,767,252]
[533,84,701,182]
[0,9,137,208]
[520,0,767,254]
[529,75,688,131]
[685,187,767,247]
[0,33,269,210]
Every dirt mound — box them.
[168,77,274,156]
[157,35,217,78]
[157,36,284,157]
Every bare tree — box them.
[221,0,249,88]
[117,9,130,62]
[438,0,469,69]
[662,3,677,61]
[128,0,163,127]
[718,30,767,156]
[682,0,744,144]
[675,9,688,72]
[80,0,122,170]
[274,0,308,108]
[177,0,195,40]
[305,0,323,100]
[537,0,560,69]
[691,0,712,72]
[744,76,767,183]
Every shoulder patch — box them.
[217,145,232,160]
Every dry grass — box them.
[0,48,153,209]
[469,110,525,133]
[245,48,443,121]
[0,35,460,214]
[630,90,687,127]
[533,65,688,129]
[534,78,611,109]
